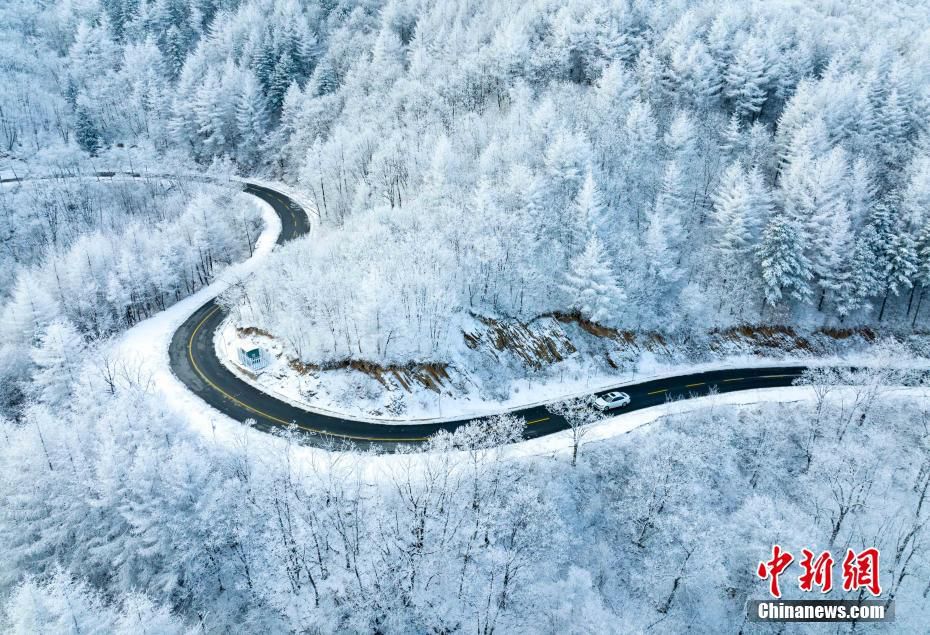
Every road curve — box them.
[168,183,810,449]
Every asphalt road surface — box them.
[166,182,811,450]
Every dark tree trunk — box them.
[913,290,925,329]
[907,284,918,316]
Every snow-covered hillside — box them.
[2,0,930,632]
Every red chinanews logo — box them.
[757,546,881,598]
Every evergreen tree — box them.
[561,236,625,324]
[252,36,277,93]
[871,204,917,320]
[773,79,815,168]
[725,37,768,120]
[877,88,911,177]
[902,153,930,229]
[746,164,774,235]
[653,160,687,256]
[102,0,129,41]
[746,121,774,169]
[838,225,881,318]
[644,203,683,287]
[74,105,101,155]
[816,207,855,311]
[911,224,930,325]
[881,232,917,321]
[780,147,850,292]
[720,111,743,158]
[664,110,697,160]
[162,24,187,79]
[663,40,721,107]
[543,129,592,252]
[31,320,85,407]
[235,70,270,168]
[711,162,753,258]
[915,225,930,290]
[624,99,658,154]
[269,52,299,112]
[848,156,877,227]
[757,215,813,308]
[570,170,603,257]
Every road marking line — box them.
[270,193,301,231]
[187,305,429,442]
[186,189,803,443]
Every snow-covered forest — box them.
[4,364,930,632]
[3,0,930,365]
[3,0,930,631]
[239,0,929,364]
[0,178,262,407]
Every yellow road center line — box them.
[190,190,794,443]
[270,193,299,230]
[187,305,429,442]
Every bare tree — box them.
[94,350,120,396]
[826,460,876,546]
[792,367,840,469]
[547,395,602,467]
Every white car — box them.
[594,391,631,411]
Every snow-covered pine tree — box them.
[74,104,101,155]
[881,230,918,321]
[837,226,880,319]
[664,110,697,161]
[817,207,855,312]
[570,169,603,259]
[269,52,299,113]
[849,156,878,227]
[757,214,813,309]
[871,204,917,321]
[711,162,752,258]
[31,319,85,407]
[561,236,625,325]
[235,70,270,168]
[911,224,930,326]
[652,160,687,259]
[725,37,768,121]
[720,111,743,158]
[902,153,930,230]
[746,163,774,238]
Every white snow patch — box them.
[27,167,930,476]
[106,191,285,439]
[211,319,930,425]
[499,385,930,463]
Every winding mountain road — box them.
[168,182,809,449]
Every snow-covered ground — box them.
[215,307,930,425]
[215,312,658,423]
[32,169,923,473]
[509,384,930,461]
[107,190,282,435]
[51,175,930,482]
